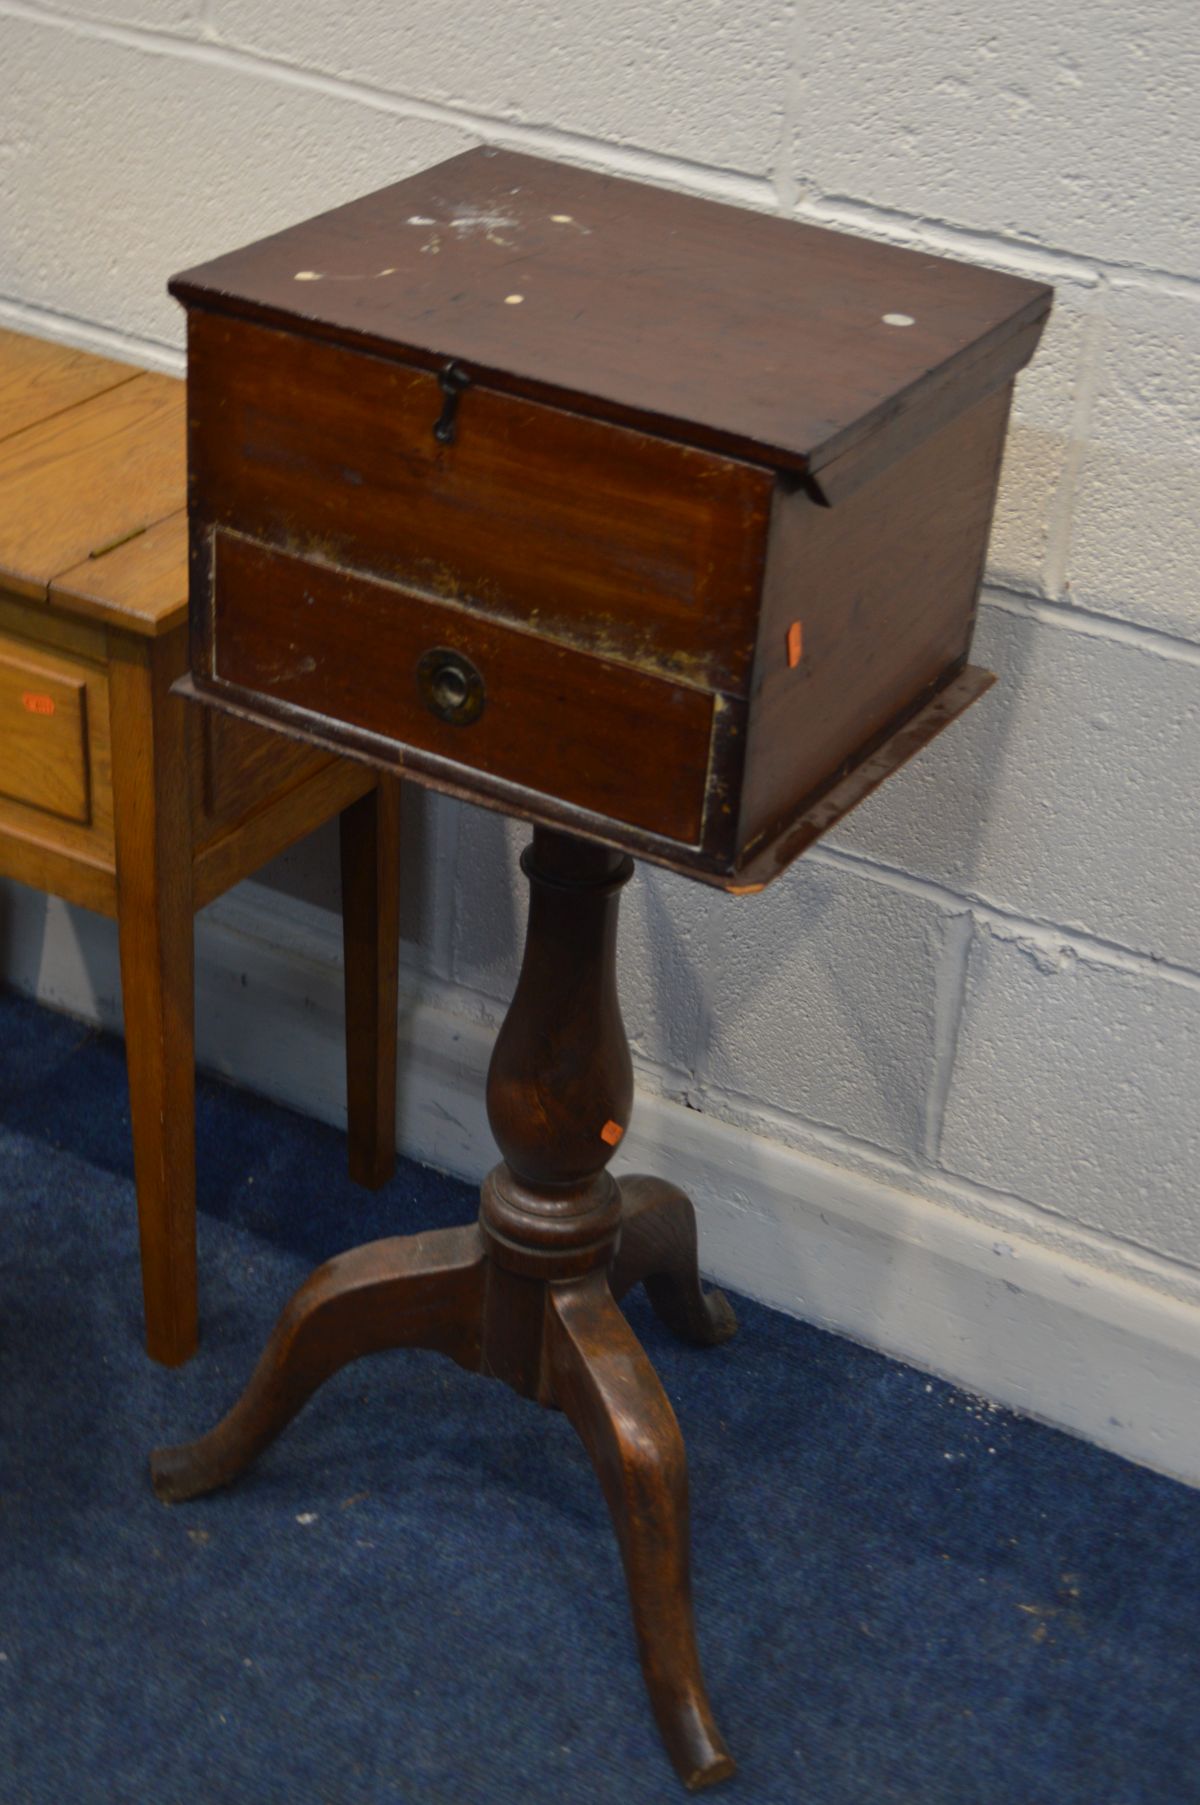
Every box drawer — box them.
[188,313,772,696]
[208,530,715,844]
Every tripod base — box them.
[151,1172,737,1792]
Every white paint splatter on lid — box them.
[449,208,517,235]
[882,312,915,327]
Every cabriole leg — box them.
[547,1273,735,1792]
[611,1176,738,1347]
[151,1225,485,1502]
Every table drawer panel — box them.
[0,637,92,824]
[190,705,334,836]
[189,313,771,695]
[210,531,713,844]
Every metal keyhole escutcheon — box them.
[417,646,486,725]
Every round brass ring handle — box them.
[417,646,485,725]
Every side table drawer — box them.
[0,638,91,822]
[208,530,715,845]
[0,628,109,835]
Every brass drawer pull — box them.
[417,646,485,724]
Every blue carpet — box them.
[1,984,1198,1804]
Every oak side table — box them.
[0,326,401,1367]
[151,150,1050,1786]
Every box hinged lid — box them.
[169,149,1051,493]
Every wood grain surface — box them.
[0,638,91,824]
[0,621,114,880]
[188,312,771,694]
[0,373,184,601]
[50,510,189,638]
[171,147,1051,477]
[0,326,136,444]
[109,631,198,1366]
[740,384,1014,858]
[208,529,715,844]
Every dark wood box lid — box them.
[170,147,1050,482]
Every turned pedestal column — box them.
[152,826,737,1790]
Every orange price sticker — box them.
[22,692,55,716]
[600,1119,624,1147]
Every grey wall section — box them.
[1,0,1197,1480]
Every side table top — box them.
[0,324,136,440]
[0,327,188,638]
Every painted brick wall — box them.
[2,3,1197,1332]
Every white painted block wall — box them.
[1,2,1197,1482]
